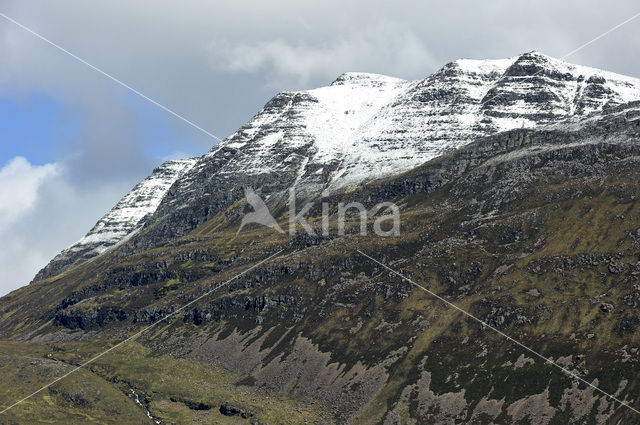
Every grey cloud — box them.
[208,22,439,86]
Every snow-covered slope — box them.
[33,158,197,281]
[75,158,198,252]
[197,71,409,195]
[34,51,640,280]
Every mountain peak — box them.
[330,72,405,87]
[448,56,517,75]
[446,51,559,75]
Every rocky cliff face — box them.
[33,158,197,281]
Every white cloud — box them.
[0,157,59,232]
[0,156,131,295]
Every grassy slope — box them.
[2,140,640,423]
[0,340,331,424]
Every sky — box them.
[0,0,639,295]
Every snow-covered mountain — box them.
[34,51,640,280]
[33,158,197,281]
[202,51,640,190]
